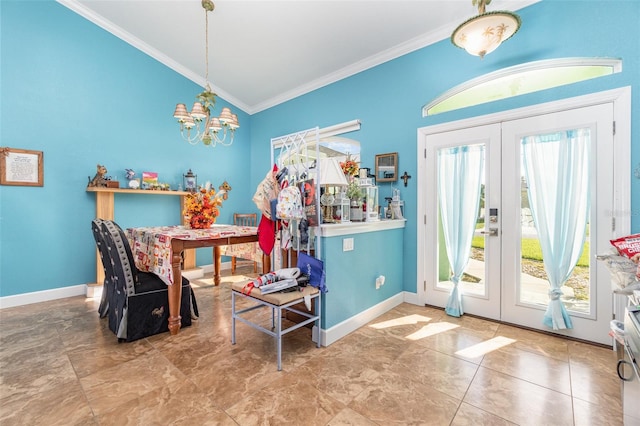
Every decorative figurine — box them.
[219,181,232,199]
[125,168,139,189]
[87,164,108,187]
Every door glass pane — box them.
[436,144,486,297]
[518,130,591,314]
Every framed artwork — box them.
[0,147,44,187]
[142,171,158,189]
[375,152,398,182]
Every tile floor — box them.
[0,267,625,425]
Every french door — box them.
[422,103,616,344]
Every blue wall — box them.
[1,0,638,299]
[320,228,404,329]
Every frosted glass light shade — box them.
[451,11,521,58]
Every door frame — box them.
[416,87,631,326]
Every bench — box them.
[231,282,321,370]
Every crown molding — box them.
[249,24,453,114]
[56,0,250,112]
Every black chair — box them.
[93,219,197,342]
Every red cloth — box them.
[257,214,276,255]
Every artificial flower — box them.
[340,156,359,177]
[183,187,226,229]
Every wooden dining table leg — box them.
[214,245,222,285]
[168,240,184,335]
[262,253,271,274]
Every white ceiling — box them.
[58,0,537,114]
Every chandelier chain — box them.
[205,8,209,85]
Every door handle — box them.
[480,228,498,236]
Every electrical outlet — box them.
[343,238,354,251]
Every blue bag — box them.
[296,252,327,293]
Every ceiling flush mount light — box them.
[451,0,521,59]
[173,0,239,147]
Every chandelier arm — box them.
[212,128,234,146]
[182,128,204,145]
[182,123,204,145]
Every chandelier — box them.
[173,0,239,147]
[451,0,521,59]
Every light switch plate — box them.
[343,238,354,251]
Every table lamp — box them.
[318,158,348,223]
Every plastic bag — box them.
[296,252,327,293]
[610,233,640,279]
[596,252,640,294]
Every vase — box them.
[188,216,215,229]
[350,199,363,222]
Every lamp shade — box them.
[228,114,240,130]
[183,115,195,129]
[173,103,189,120]
[218,107,234,124]
[319,158,349,186]
[208,117,222,132]
[190,102,207,120]
[451,11,520,58]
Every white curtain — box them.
[438,144,484,317]
[522,129,591,330]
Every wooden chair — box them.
[231,213,258,274]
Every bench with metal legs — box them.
[231,283,321,371]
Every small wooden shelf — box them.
[86,187,191,196]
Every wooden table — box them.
[127,225,271,335]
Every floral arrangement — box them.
[340,156,359,177]
[183,187,225,229]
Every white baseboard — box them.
[402,291,421,306]
[182,268,206,280]
[86,283,103,299]
[0,262,235,310]
[0,284,88,309]
[320,292,404,346]
[183,261,232,280]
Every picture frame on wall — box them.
[375,152,398,182]
[0,147,44,187]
